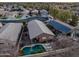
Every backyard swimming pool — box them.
[21,45,46,55]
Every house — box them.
[22,9,30,15]
[40,9,49,19]
[31,9,38,15]
[40,9,48,17]
[0,8,8,16]
[27,20,55,42]
[7,11,19,17]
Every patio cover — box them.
[27,20,55,39]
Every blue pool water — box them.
[22,45,46,55]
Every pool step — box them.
[43,43,53,51]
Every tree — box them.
[57,10,72,22]
[69,15,79,26]
[49,7,59,19]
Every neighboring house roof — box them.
[31,9,38,13]
[40,9,48,17]
[40,9,48,14]
[27,20,54,39]
[0,9,8,15]
[48,18,74,33]
[0,23,22,45]
[22,9,30,15]
[8,11,18,17]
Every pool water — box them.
[21,45,46,55]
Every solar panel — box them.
[48,20,72,33]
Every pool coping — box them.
[20,43,46,50]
